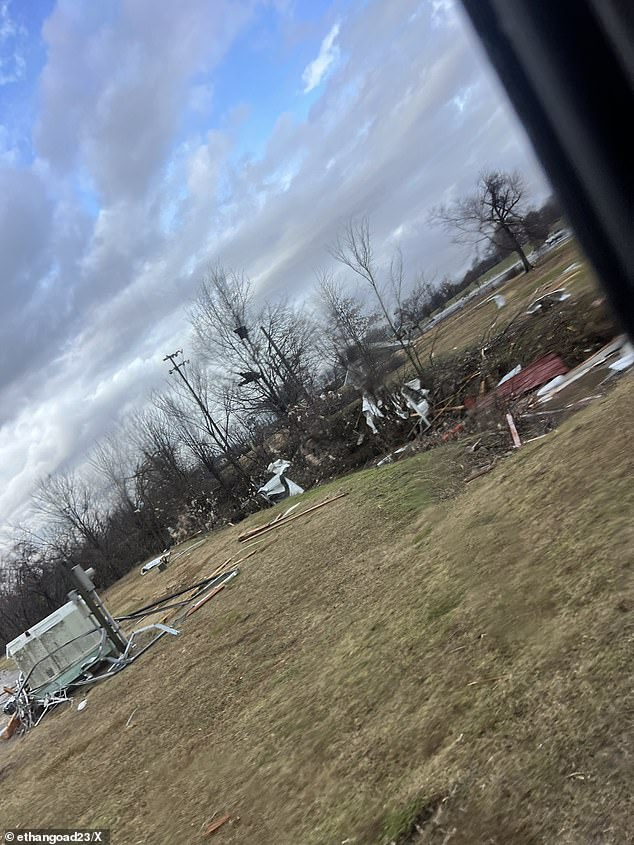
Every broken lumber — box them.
[203,814,231,837]
[505,413,522,448]
[208,557,233,578]
[209,549,260,580]
[185,583,226,617]
[0,712,20,740]
[237,492,348,542]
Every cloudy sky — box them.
[0,0,549,534]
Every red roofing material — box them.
[475,353,568,409]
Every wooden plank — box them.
[505,412,522,448]
[237,492,349,543]
[185,583,226,617]
[203,813,231,837]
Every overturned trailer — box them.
[2,565,178,736]
[6,596,116,695]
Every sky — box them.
[0,0,550,535]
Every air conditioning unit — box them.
[5,597,114,695]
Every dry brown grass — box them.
[414,240,602,361]
[1,372,632,844]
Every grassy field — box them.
[1,368,632,843]
[415,240,601,361]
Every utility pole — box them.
[163,351,250,486]
[163,351,230,451]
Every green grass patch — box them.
[426,591,464,622]
[380,794,445,844]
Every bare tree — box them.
[431,169,534,272]
[191,264,318,418]
[89,431,139,514]
[32,469,108,553]
[396,272,436,328]
[317,270,386,392]
[330,218,426,378]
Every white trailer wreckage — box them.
[1,562,239,739]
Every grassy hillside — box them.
[2,373,632,844]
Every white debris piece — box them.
[497,364,522,386]
[526,288,571,315]
[391,393,409,419]
[537,336,629,403]
[362,394,384,434]
[401,378,431,428]
[258,459,304,504]
[487,294,506,309]
[140,551,170,575]
[608,341,634,372]
[536,375,567,398]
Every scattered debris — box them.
[238,493,348,543]
[170,538,207,561]
[526,288,571,315]
[475,353,568,409]
[77,699,88,712]
[401,378,431,427]
[441,422,465,442]
[125,707,138,728]
[362,394,384,434]
[536,375,567,398]
[0,713,20,741]
[608,340,634,372]
[467,675,510,686]
[185,571,238,618]
[506,413,522,449]
[537,336,629,403]
[376,445,410,467]
[258,459,304,504]
[464,462,497,483]
[523,433,552,445]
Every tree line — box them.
[0,171,562,648]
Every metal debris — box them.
[258,459,304,504]
[400,378,431,427]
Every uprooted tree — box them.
[431,169,535,273]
